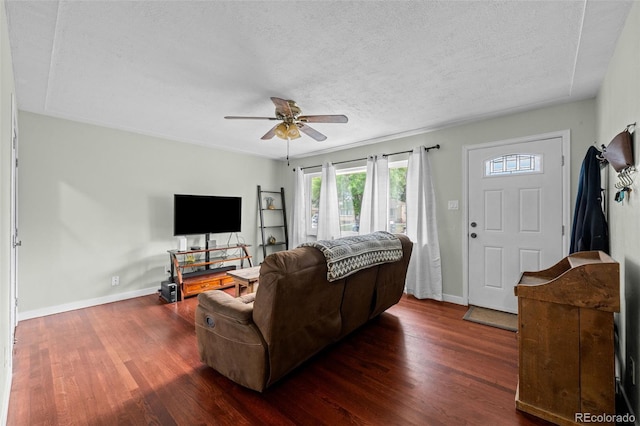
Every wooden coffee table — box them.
[227,266,261,296]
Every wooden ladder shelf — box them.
[257,186,289,260]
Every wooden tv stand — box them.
[168,245,252,300]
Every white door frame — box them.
[461,130,570,306]
[10,93,19,341]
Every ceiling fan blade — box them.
[224,116,278,120]
[298,114,348,123]
[270,97,294,117]
[298,123,327,141]
[261,125,278,140]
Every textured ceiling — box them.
[5,1,633,160]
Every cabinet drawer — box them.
[184,280,215,296]
[183,275,235,297]
[220,276,235,286]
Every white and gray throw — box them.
[301,231,403,282]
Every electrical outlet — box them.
[631,357,636,385]
[111,276,120,286]
[448,200,459,210]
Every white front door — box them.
[466,135,566,313]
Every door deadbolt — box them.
[470,222,477,227]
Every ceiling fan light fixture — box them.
[274,122,300,140]
[287,123,301,139]
[274,122,289,139]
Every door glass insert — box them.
[485,153,542,177]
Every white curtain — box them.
[290,167,307,247]
[317,162,341,240]
[359,155,389,234]
[405,146,442,300]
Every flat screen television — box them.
[173,194,242,236]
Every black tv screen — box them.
[173,194,242,236]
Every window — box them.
[485,153,542,177]
[305,160,408,236]
[388,161,408,234]
[336,167,366,235]
[306,172,321,234]
[305,167,366,236]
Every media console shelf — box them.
[514,250,619,426]
[168,245,252,300]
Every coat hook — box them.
[615,166,636,190]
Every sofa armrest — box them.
[195,290,267,391]
[197,290,254,324]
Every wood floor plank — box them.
[8,294,551,425]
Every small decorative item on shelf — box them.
[268,235,276,245]
[185,249,204,271]
[185,253,197,273]
[265,197,276,209]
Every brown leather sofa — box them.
[195,234,413,392]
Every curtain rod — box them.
[294,144,440,171]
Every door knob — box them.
[470,222,477,227]
[470,233,477,238]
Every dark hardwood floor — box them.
[8,293,551,425]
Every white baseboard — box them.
[442,293,466,306]
[18,286,159,321]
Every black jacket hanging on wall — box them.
[570,146,609,254]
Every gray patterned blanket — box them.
[301,231,403,282]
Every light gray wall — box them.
[0,0,15,421]
[597,1,640,416]
[286,98,596,301]
[17,112,286,316]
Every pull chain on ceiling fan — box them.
[224,97,348,142]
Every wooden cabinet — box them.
[514,251,619,425]
[169,245,252,300]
